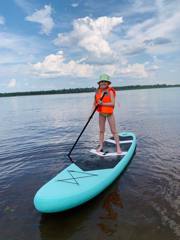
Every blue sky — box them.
[0,0,180,92]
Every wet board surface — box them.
[34,132,136,213]
[75,135,133,171]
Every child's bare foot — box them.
[116,148,122,155]
[96,145,103,152]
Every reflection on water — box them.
[100,187,124,219]
[98,185,124,236]
[39,179,124,240]
[0,88,180,240]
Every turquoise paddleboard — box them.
[34,131,136,213]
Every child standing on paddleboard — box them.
[93,74,122,154]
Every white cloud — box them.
[99,63,149,78]
[126,18,155,39]
[26,5,54,35]
[0,16,5,25]
[0,31,50,83]
[14,0,33,13]
[31,50,152,79]
[53,10,179,72]
[71,3,79,8]
[0,32,45,62]
[119,64,149,78]
[8,78,17,88]
[112,0,157,21]
[54,16,123,57]
[132,0,156,14]
[1,0,179,91]
[32,51,94,78]
[145,12,180,40]
[0,32,25,51]
[107,0,179,59]
[113,12,180,58]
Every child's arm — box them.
[100,91,115,107]
[90,94,97,114]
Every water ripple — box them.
[0,89,180,240]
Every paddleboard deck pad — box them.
[90,149,127,157]
[34,132,136,213]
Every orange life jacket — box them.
[95,87,116,114]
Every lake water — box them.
[0,88,180,240]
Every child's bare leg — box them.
[97,114,106,152]
[107,114,122,154]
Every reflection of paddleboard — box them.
[34,131,136,213]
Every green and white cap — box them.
[98,73,111,84]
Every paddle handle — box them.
[67,91,106,157]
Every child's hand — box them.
[98,100,103,105]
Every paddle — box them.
[67,91,107,158]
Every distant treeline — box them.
[0,84,180,97]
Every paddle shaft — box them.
[67,91,106,157]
